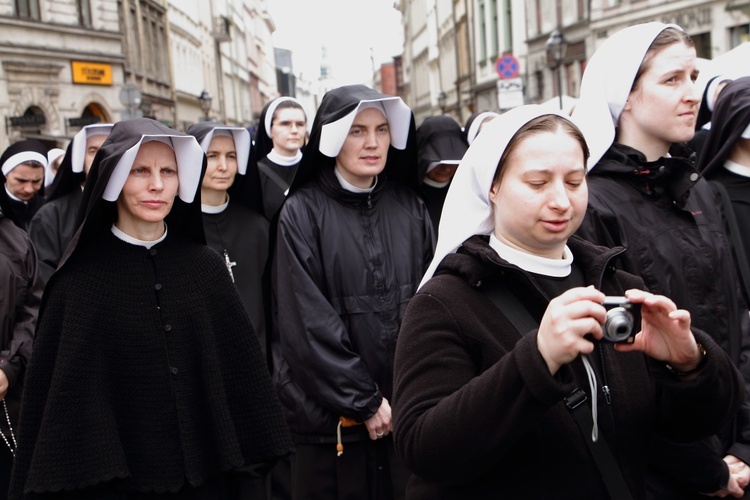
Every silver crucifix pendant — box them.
[224,249,237,282]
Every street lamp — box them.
[437,91,447,114]
[545,29,568,111]
[198,90,213,120]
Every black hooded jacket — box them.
[272,85,435,444]
[28,140,85,283]
[576,142,750,492]
[0,174,43,450]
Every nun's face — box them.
[489,128,587,259]
[6,163,44,201]
[202,135,237,193]
[270,107,306,156]
[426,163,459,183]
[335,107,390,189]
[116,141,179,228]
[84,134,108,175]
[620,42,699,154]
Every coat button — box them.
[154,283,162,291]
[170,366,178,375]
[690,173,699,182]
[149,248,157,256]
[164,324,172,332]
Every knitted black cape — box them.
[9,118,293,498]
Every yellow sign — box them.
[71,61,113,85]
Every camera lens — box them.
[604,307,634,342]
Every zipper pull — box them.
[602,385,612,405]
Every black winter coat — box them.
[28,189,82,283]
[0,215,43,437]
[576,142,750,493]
[273,166,435,444]
[393,235,744,499]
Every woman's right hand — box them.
[537,286,606,374]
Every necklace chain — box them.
[0,399,16,457]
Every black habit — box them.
[9,118,293,499]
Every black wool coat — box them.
[393,235,743,499]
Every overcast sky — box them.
[267,0,404,86]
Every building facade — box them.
[0,0,123,151]
[396,0,750,124]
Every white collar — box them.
[423,177,450,188]
[489,234,573,277]
[724,159,750,178]
[201,195,230,214]
[111,223,168,249]
[4,186,26,204]
[334,166,377,193]
[267,149,302,166]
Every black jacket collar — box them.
[316,163,387,209]
[592,142,700,208]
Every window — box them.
[479,0,487,61]
[501,0,512,54]
[78,0,91,27]
[15,0,40,20]
[489,0,498,58]
[730,24,749,47]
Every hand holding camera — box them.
[613,289,703,373]
[537,287,702,375]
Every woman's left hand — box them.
[614,289,703,371]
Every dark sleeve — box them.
[392,290,574,482]
[0,232,43,391]
[576,201,623,249]
[652,329,745,442]
[28,204,62,283]
[417,197,436,272]
[274,200,382,421]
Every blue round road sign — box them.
[496,54,520,80]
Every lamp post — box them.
[437,91,447,114]
[545,30,568,111]
[198,90,213,121]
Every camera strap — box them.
[480,281,634,500]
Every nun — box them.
[393,104,743,499]
[253,97,307,220]
[0,139,48,230]
[9,118,293,500]
[687,75,733,156]
[272,84,434,499]
[696,77,750,302]
[416,115,468,233]
[29,123,113,282]
[0,167,43,500]
[44,148,65,187]
[187,122,270,357]
[572,22,750,497]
